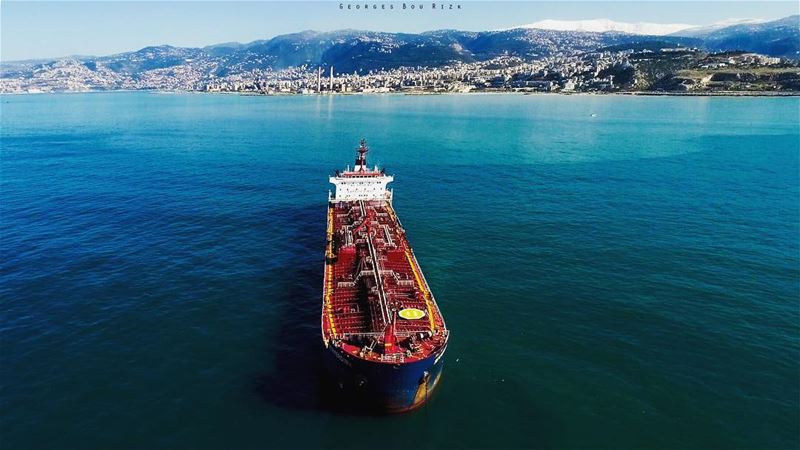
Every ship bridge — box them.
[329,139,394,203]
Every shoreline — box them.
[2,89,799,98]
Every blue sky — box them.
[1,1,797,61]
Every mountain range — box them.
[513,19,698,36]
[676,15,800,57]
[1,15,797,82]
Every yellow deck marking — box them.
[324,206,337,338]
[404,249,436,332]
[389,202,435,332]
[399,308,426,320]
[325,263,337,338]
[325,207,334,259]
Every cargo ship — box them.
[321,139,449,413]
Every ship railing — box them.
[337,331,431,339]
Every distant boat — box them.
[591,113,598,117]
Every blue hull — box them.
[323,344,446,413]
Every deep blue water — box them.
[1,92,798,449]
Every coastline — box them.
[2,89,799,97]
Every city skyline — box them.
[1,1,797,61]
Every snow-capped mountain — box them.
[671,18,769,37]
[515,19,697,36]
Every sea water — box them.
[1,93,798,449]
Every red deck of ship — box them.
[322,199,447,363]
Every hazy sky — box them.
[1,1,797,61]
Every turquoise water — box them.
[1,93,798,449]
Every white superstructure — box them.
[329,139,393,202]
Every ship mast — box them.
[355,138,368,171]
